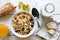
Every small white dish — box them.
[41,3,55,17]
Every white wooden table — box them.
[0,0,60,40]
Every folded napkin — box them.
[52,15,60,23]
[37,24,60,40]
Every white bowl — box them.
[10,12,37,38]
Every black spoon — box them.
[32,8,40,27]
[32,8,46,40]
[32,8,39,18]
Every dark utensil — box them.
[32,7,43,26]
[32,8,40,27]
[32,8,46,40]
[32,8,39,18]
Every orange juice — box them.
[0,24,9,37]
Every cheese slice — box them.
[47,29,55,35]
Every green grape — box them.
[27,7,30,11]
[18,2,23,8]
[26,4,30,8]
[18,2,30,11]
[26,4,30,11]
[23,4,27,11]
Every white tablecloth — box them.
[0,0,60,40]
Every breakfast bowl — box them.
[10,12,37,38]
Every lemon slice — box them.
[0,24,9,37]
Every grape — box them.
[18,2,30,11]
[23,4,26,11]
[18,2,23,8]
[27,7,30,11]
[26,4,30,8]
[26,4,30,11]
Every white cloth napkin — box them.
[52,15,60,23]
[37,24,60,40]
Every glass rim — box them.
[45,3,55,13]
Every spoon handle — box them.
[35,15,43,27]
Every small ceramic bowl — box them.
[41,3,55,17]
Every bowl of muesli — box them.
[10,12,37,38]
